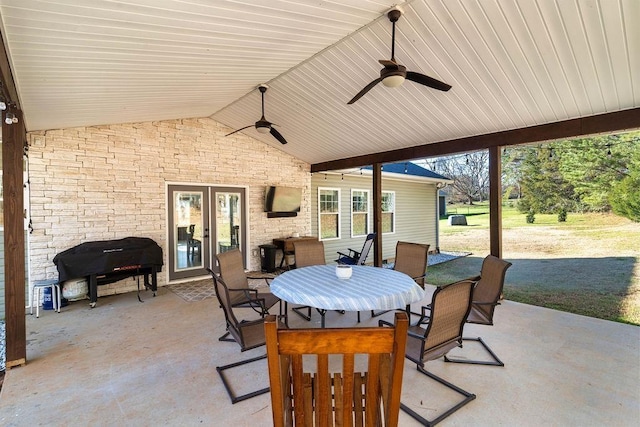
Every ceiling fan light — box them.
[256,125,270,134]
[5,112,14,124]
[0,101,6,111]
[382,74,405,87]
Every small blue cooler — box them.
[42,286,54,310]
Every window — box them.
[318,188,340,240]
[381,191,395,233]
[351,189,369,237]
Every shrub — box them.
[526,209,535,224]
[557,208,567,222]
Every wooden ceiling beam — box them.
[311,108,640,172]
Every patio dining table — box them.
[270,264,425,327]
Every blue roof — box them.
[363,162,451,180]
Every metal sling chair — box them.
[336,232,376,265]
[382,279,476,426]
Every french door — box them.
[167,185,247,281]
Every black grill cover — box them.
[53,237,163,282]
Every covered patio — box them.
[0,279,637,425]
[0,1,638,423]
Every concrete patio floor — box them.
[0,283,638,426]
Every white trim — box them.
[350,188,370,238]
[381,190,396,235]
[164,182,251,284]
[317,187,341,241]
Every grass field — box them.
[430,203,640,325]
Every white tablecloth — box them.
[270,265,425,311]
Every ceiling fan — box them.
[225,84,288,145]
[348,8,452,105]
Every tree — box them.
[516,146,575,214]
[558,135,633,212]
[505,132,639,218]
[429,152,489,204]
[503,148,525,200]
[610,142,640,222]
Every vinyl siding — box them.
[311,173,438,264]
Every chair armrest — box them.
[407,330,425,340]
[472,300,500,307]
[378,319,394,328]
[420,305,432,318]
[230,288,269,316]
[237,318,267,328]
[337,249,360,259]
[347,248,361,258]
[337,250,358,259]
[246,276,273,287]
[228,287,258,298]
[411,273,428,285]
[228,288,267,312]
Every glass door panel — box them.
[168,185,245,280]
[214,191,243,255]
[168,185,209,280]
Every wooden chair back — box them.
[265,312,409,427]
[393,242,429,288]
[293,240,326,268]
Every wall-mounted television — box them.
[264,186,301,217]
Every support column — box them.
[3,107,27,367]
[488,146,503,258]
[372,163,382,267]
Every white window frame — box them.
[350,189,370,238]
[381,191,396,234]
[318,187,341,241]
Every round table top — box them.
[270,265,425,311]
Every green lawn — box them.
[432,202,640,325]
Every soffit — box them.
[0,0,636,165]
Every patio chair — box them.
[336,232,376,265]
[187,223,201,260]
[381,279,476,426]
[371,241,429,320]
[208,269,286,404]
[439,255,512,366]
[265,312,409,426]
[215,249,281,318]
[290,239,326,321]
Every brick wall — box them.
[27,117,310,296]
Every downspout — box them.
[435,182,448,254]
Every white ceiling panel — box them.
[0,0,637,164]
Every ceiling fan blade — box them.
[406,71,452,92]
[270,127,288,145]
[225,125,253,137]
[347,77,384,104]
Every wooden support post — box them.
[372,163,382,267]
[488,146,502,258]
[3,107,27,367]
